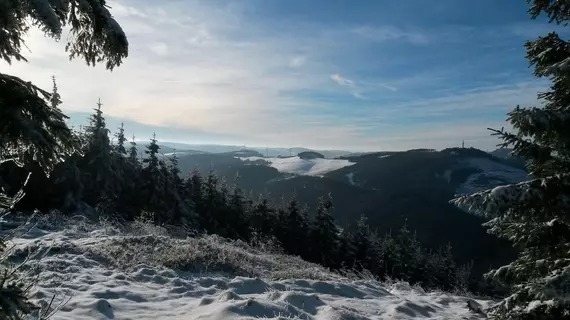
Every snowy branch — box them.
[451,173,570,218]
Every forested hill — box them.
[164,146,527,278]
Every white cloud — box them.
[330,73,354,86]
[289,55,307,68]
[352,26,430,45]
[330,74,397,99]
[330,74,367,99]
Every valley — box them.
[169,146,528,276]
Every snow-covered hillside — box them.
[455,157,529,195]
[2,215,492,320]
[239,156,355,177]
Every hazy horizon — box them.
[3,0,561,151]
[68,111,496,153]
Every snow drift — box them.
[1,215,492,319]
[239,156,355,176]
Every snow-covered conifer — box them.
[452,1,570,318]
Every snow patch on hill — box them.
[239,156,355,176]
[456,157,529,195]
[346,172,356,186]
[1,216,492,320]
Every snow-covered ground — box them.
[239,157,355,176]
[1,215,492,320]
[456,157,529,195]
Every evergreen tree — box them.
[80,99,117,205]
[379,231,399,278]
[159,159,175,224]
[350,215,371,265]
[249,194,276,235]
[337,227,354,270]
[162,148,195,226]
[425,243,457,290]
[452,2,570,318]
[111,131,142,220]
[310,195,340,267]
[227,174,250,240]
[143,133,161,171]
[203,169,219,231]
[42,77,82,212]
[0,2,128,317]
[280,195,309,257]
[128,135,138,164]
[187,169,209,231]
[114,122,127,155]
[140,133,166,222]
[168,148,183,188]
[395,223,424,283]
[0,75,76,176]
[0,0,127,175]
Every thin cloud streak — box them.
[352,26,431,45]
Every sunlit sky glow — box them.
[3,0,563,151]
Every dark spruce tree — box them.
[452,1,570,318]
[394,223,424,284]
[165,149,195,226]
[0,1,129,317]
[279,195,309,257]
[128,135,139,165]
[114,122,128,155]
[168,148,184,189]
[227,174,251,240]
[112,129,142,220]
[347,215,374,271]
[140,133,166,223]
[47,77,85,212]
[80,99,118,206]
[186,169,210,232]
[249,194,277,235]
[378,231,399,279]
[310,195,340,268]
[202,169,222,233]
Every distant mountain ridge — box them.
[169,146,526,278]
[134,141,352,159]
[488,147,526,169]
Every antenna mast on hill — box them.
[462,140,465,149]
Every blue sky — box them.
[3,0,562,151]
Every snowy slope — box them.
[2,216,492,320]
[456,157,529,195]
[239,156,355,177]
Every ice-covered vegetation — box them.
[1,214,492,319]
